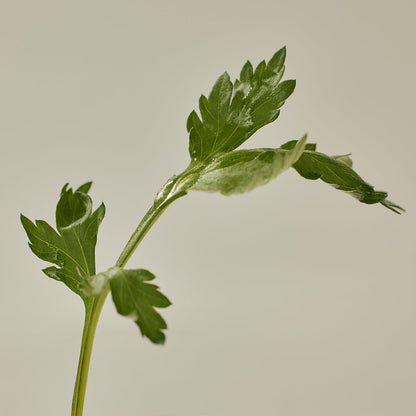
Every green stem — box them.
[115,192,186,268]
[71,191,186,416]
[71,291,108,416]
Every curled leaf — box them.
[21,183,105,299]
[191,136,306,195]
[280,140,404,213]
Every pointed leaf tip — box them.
[267,47,287,72]
[60,183,70,195]
[380,200,405,214]
[76,182,93,194]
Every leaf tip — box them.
[60,183,70,195]
[94,202,106,223]
[275,45,287,61]
[381,200,405,214]
[98,202,106,214]
[20,213,33,229]
[186,110,196,132]
[76,181,93,194]
[152,333,166,345]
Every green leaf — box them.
[191,136,306,195]
[280,140,404,213]
[21,183,105,299]
[187,47,295,162]
[108,267,171,344]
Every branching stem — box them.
[70,191,186,415]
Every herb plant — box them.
[21,47,403,415]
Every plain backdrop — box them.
[1,1,415,415]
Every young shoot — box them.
[21,47,403,416]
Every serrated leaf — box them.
[280,140,404,213]
[191,136,306,195]
[108,267,171,344]
[21,183,105,299]
[187,47,295,162]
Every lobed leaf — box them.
[187,47,295,162]
[108,267,171,344]
[21,183,105,299]
[280,140,404,213]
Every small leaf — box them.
[187,47,295,162]
[191,136,306,195]
[108,267,171,344]
[280,140,404,213]
[21,182,105,299]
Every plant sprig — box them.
[21,47,403,416]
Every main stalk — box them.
[70,191,185,415]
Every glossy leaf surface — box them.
[191,136,306,195]
[21,183,105,299]
[187,47,295,162]
[108,267,171,344]
[280,140,404,213]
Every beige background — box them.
[1,0,415,415]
